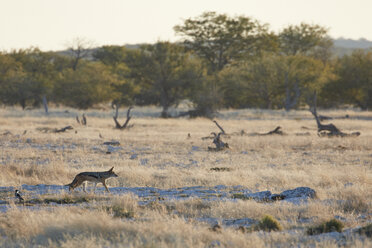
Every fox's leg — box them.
[102,180,110,193]
[82,181,87,193]
[93,182,97,193]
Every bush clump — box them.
[106,205,135,218]
[255,215,282,232]
[356,223,372,238]
[307,218,344,235]
[104,194,138,218]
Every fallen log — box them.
[247,126,285,136]
[103,141,120,146]
[310,92,360,137]
[55,126,73,133]
[208,132,229,151]
[213,120,226,134]
[261,126,284,136]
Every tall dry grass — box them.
[1,202,370,248]
[0,107,371,247]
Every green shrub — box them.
[307,218,344,235]
[232,193,250,200]
[255,215,282,232]
[356,223,372,238]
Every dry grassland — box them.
[0,107,371,247]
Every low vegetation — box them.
[356,223,372,238]
[307,219,344,235]
[254,215,282,232]
[0,108,371,247]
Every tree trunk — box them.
[160,87,171,118]
[161,105,170,118]
[355,99,368,111]
[284,80,300,111]
[20,99,26,110]
[72,58,79,71]
[42,95,48,114]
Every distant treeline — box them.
[0,12,371,117]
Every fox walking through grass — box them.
[66,167,118,193]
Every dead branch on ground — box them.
[36,126,73,133]
[208,132,229,151]
[210,167,231,172]
[76,114,87,125]
[245,126,285,136]
[55,126,73,133]
[262,126,284,135]
[310,91,360,137]
[202,120,230,140]
[2,130,12,136]
[113,105,133,129]
[82,114,87,125]
[213,120,226,134]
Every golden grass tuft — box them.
[103,194,139,218]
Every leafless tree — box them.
[66,37,94,71]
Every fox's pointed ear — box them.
[109,167,114,172]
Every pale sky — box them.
[1,0,371,51]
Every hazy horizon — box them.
[1,0,372,51]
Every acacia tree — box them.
[219,54,328,109]
[281,55,330,110]
[93,45,139,107]
[124,41,204,117]
[93,45,127,69]
[0,48,57,109]
[279,23,331,56]
[174,12,276,115]
[0,53,26,107]
[174,11,275,73]
[219,55,283,109]
[322,49,372,110]
[278,23,333,110]
[53,62,115,109]
[66,37,94,71]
